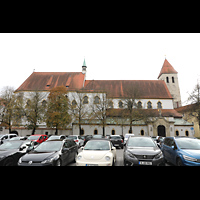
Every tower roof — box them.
[158,58,178,79]
[82,58,86,67]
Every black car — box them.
[109,135,123,149]
[18,139,78,166]
[124,136,164,166]
[0,140,35,166]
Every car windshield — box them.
[28,135,40,140]
[127,137,156,147]
[176,138,200,150]
[68,136,77,140]
[84,140,110,150]
[0,141,23,150]
[33,141,63,152]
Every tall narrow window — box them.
[111,129,115,135]
[166,77,169,83]
[147,101,152,109]
[137,101,142,108]
[83,96,89,104]
[94,96,100,104]
[119,100,123,108]
[157,101,162,109]
[172,77,175,83]
[72,100,77,108]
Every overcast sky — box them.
[0,33,199,106]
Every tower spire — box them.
[82,58,87,74]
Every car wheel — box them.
[55,159,62,166]
[176,157,183,166]
[4,157,14,166]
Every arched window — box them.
[94,129,98,135]
[83,96,89,104]
[140,129,144,136]
[137,101,142,108]
[175,130,179,136]
[166,77,169,83]
[111,129,115,135]
[185,130,189,136]
[172,77,175,83]
[118,100,123,108]
[42,100,47,107]
[157,101,162,109]
[94,96,100,104]
[81,128,84,135]
[72,100,77,108]
[147,101,152,109]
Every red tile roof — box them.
[158,58,178,79]
[15,72,85,92]
[84,80,172,99]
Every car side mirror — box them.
[111,146,116,150]
[19,146,26,151]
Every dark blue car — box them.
[161,137,200,166]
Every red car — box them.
[27,134,48,144]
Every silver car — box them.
[124,136,164,166]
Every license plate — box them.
[139,161,152,165]
[86,164,98,166]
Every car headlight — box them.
[105,156,110,161]
[77,155,82,160]
[126,151,136,159]
[154,152,163,159]
[183,155,197,162]
[41,155,59,164]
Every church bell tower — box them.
[158,58,182,108]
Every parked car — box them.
[0,134,18,144]
[83,135,93,146]
[68,135,84,147]
[27,134,48,144]
[76,138,116,166]
[0,140,36,166]
[124,133,134,145]
[109,135,123,149]
[161,136,200,166]
[124,136,164,166]
[47,135,66,141]
[18,139,78,166]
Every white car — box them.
[76,139,116,166]
[68,135,84,147]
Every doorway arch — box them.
[157,125,166,137]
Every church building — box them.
[14,58,194,137]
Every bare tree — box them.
[14,91,47,135]
[69,91,88,135]
[90,92,109,136]
[123,86,143,133]
[187,82,200,128]
[0,86,16,133]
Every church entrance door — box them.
[157,125,166,137]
